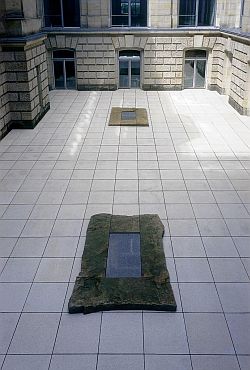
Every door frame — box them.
[117,49,142,89]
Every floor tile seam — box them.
[155,91,194,367]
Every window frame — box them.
[183,49,208,89]
[178,0,216,28]
[43,0,80,28]
[111,0,148,28]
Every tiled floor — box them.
[0,89,250,369]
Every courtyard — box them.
[0,89,250,369]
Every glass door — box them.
[53,50,76,90]
[184,50,207,89]
[119,51,141,88]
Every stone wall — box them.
[0,36,50,136]
[0,48,11,139]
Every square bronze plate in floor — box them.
[109,107,149,126]
[68,213,176,314]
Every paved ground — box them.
[0,89,250,370]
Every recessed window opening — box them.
[179,0,216,27]
[111,0,147,27]
[53,50,76,90]
[43,0,80,27]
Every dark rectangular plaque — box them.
[106,233,141,278]
[121,111,136,120]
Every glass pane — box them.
[65,61,76,89]
[53,50,74,59]
[131,0,147,26]
[119,60,129,88]
[54,61,65,89]
[131,60,140,88]
[185,50,206,59]
[179,0,196,26]
[120,50,140,57]
[63,0,80,27]
[112,0,129,25]
[106,233,141,278]
[44,0,62,27]
[195,60,206,88]
[198,0,215,26]
[184,60,194,88]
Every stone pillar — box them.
[2,36,50,130]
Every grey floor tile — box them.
[97,355,144,370]
[9,313,60,354]
[226,313,250,354]
[233,237,250,257]
[143,313,189,354]
[54,313,101,354]
[216,283,250,312]
[2,355,50,370]
[169,220,200,237]
[0,283,30,312]
[145,355,192,370]
[0,313,20,354]
[242,258,250,276]
[21,220,54,238]
[23,283,67,312]
[99,313,143,354]
[50,355,97,370]
[209,258,249,282]
[2,205,33,219]
[185,313,234,354]
[175,258,213,282]
[29,205,60,220]
[51,220,83,237]
[179,283,222,312]
[0,220,26,237]
[191,355,240,370]
[43,237,78,257]
[11,238,48,257]
[0,258,40,282]
[226,219,250,237]
[35,258,73,282]
[197,219,230,237]
[0,238,17,257]
[172,237,205,257]
[238,355,250,370]
[202,237,239,257]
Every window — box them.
[53,50,76,89]
[179,0,215,27]
[43,0,80,27]
[111,0,147,27]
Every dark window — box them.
[179,0,215,27]
[112,0,147,27]
[44,0,80,27]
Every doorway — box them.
[184,50,207,88]
[53,49,76,89]
[119,50,141,88]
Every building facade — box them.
[0,0,250,139]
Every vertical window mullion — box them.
[195,0,199,27]
[129,0,131,27]
[60,0,64,27]
[129,59,131,88]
